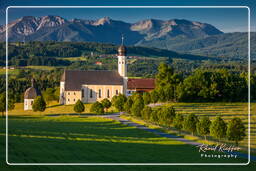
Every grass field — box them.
[1,102,255,170]
[59,57,87,62]
[158,102,256,149]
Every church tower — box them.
[117,35,127,77]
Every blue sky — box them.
[0,0,255,33]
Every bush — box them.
[183,114,198,135]
[131,95,144,117]
[227,117,246,146]
[150,108,160,123]
[111,94,127,112]
[101,98,111,112]
[210,116,227,141]
[141,106,152,120]
[32,96,46,112]
[124,96,133,113]
[90,101,104,114]
[173,113,184,130]
[196,116,211,140]
[158,106,176,126]
[150,90,159,103]
[143,92,151,105]
[73,99,85,114]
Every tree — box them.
[73,99,85,114]
[124,96,133,113]
[131,95,144,117]
[141,106,152,120]
[0,93,15,117]
[111,94,127,112]
[150,90,158,103]
[101,98,111,112]
[42,88,58,104]
[227,117,246,146]
[183,114,199,136]
[196,116,211,140]
[173,113,184,131]
[32,96,46,112]
[90,101,104,114]
[158,106,176,126]
[142,92,151,105]
[210,116,227,141]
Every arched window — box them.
[107,89,110,98]
[82,89,84,98]
[98,89,101,98]
[116,90,118,95]
[90,89,93,98]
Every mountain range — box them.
[0,15,254,59]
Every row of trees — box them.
[109,93,246,146]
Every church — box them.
[59,38,155,105]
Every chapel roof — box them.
[127,78,155,89]
[61,70,124,91]
[24,79,40,99]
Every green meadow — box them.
[0,102,255,170]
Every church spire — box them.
[31,78,35,87]
[118,34,126,56]
[117,34,127,77]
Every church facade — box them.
[59,42,128,105]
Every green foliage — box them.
[176,69,248,102]
[183,114,199,135]
[42,87,59,104]
[227,118,246,145]
[0,93,15,117]
[173,113,184,130]
[111,94,127,112]
[131,95,144,117]
[73,100,85,114]
[150,109,159,123]
[157,106,176,126]
[141,106,152,121]
[32,96,46,112]
[90,101,104,114]
[142,92,151,105]
[150,90,159,103]
[124,96,133,113]
[196,116,211,140]
[210,116,227,141]
[101,98,112,112]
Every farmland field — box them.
[160,102,256,149]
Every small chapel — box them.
[59,37,155,105]
[24,79,41,110]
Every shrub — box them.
[173,113,184,131]
[158,106,176,126]
[150,108,160,123]
[90,101,104,114]
[143,92,151,105]
[131,95,144,117]
[183,114,199,135]
[210,116,227,141]
[73,99,85,114]
[124,96,133,113]
[227,117,246,146]
[101,98,111,112]
[196,116,211,140]
[150,90,159,103]
[111,94,127,112]
[32,96,46,112]
[141,106,152,120]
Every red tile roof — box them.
[128,78,155,89]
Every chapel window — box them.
[90,89,93,98]
[82,89,84,98]
[116,90,118,95]
[107,89,110,98]
[99,89,101,98]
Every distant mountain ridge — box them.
[0,15,254,59]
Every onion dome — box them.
[118,45,126,56]
[118,35,126,56]
[24,79,40,99]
